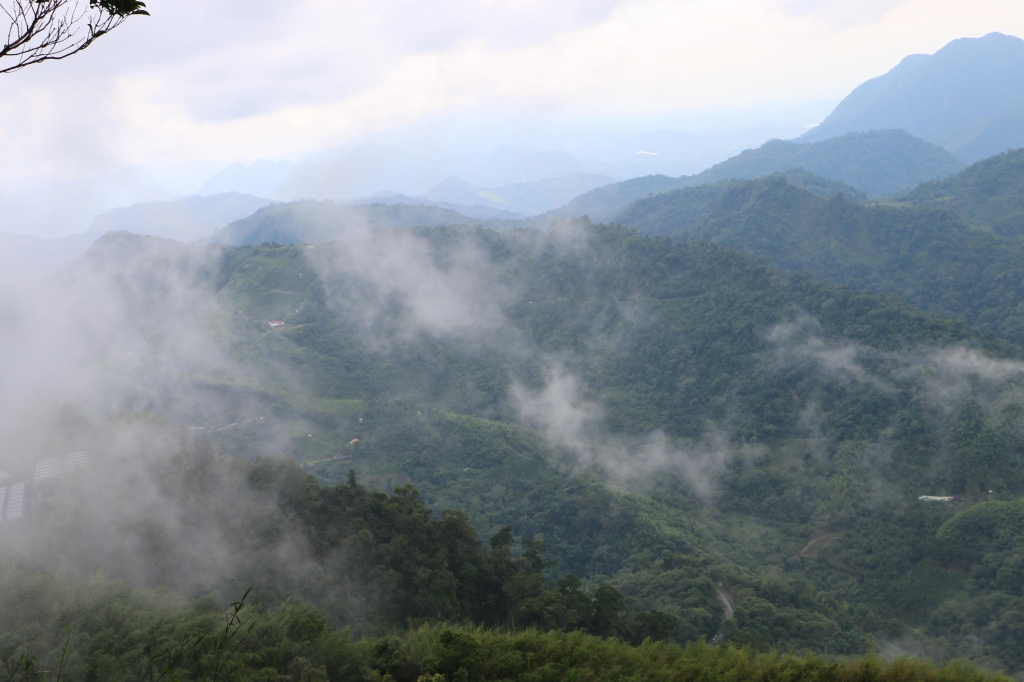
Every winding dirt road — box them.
[709,590,734,644]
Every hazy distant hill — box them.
[0,231,99,271]
[421,172,615,216]
[688,130,963,198]
[212,201,484,246]
[550,167,867,223]
[547,130,958,221]
[802,32,1024,162]
[617,174,1024,344]
[198,144,618,204]
[542,174,687,222]
[197,161,296,198]
[349,192,524,220]
[894,148,1024,235]
[90,192,273,242]
[482,172,616,214]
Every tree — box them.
[1,0,148,74]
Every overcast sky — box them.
[0,0,1022,185]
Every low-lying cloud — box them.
[769,316,1024,412]
[511,363,737,500]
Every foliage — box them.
[0,581,1011,682]
[617,173,1024,345]
[20,223,1024,675]
[896,148,1024,235]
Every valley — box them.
[4,27,1024,682]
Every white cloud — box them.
[0,0,1022,228]
[778,0,912,26]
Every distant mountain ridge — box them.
[419,171,615,216]
[688,130,963,198]
[348,192,523,221]
[212,201,489,246]
[802,32,1024,162]
[89,192,274,242]
[545,130,957,221]
[198,144,621,205]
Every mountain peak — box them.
[802,33,1024,162]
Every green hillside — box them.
[896,148,1024,234]
[213,201,487,246]
[7,225,1024,678]
[2,555,1006,682]
[616,174,1024,345]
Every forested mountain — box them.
[211,201,488,246]
[802,33,1024,162]
[6,221,1024,679]
[616,173,1024,345]
[349,192,524,220]
[686,130,963,198]
[895,148,1024,234]
[545,130,959,222]
[547,168,862,223]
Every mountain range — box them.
[199,145,622,205]
[9,30,1024,682]
[614,148,1024,344]
[545,129,964,222]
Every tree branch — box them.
[0,0,147,74]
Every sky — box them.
[0,0,1022,233]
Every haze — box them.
[8,0,1024,678]
[1,0,1023,236]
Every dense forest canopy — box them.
[5,216,1024,679]
[615,165,1024,346]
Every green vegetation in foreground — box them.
[0,572,1009,682]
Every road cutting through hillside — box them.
[710,590,734,644]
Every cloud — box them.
[309,226,514,343]
[767,316,1024,413]
[777,0,912,26]
[3,0,1022,208]
[511,363,738,499]
[0,232,311,475]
